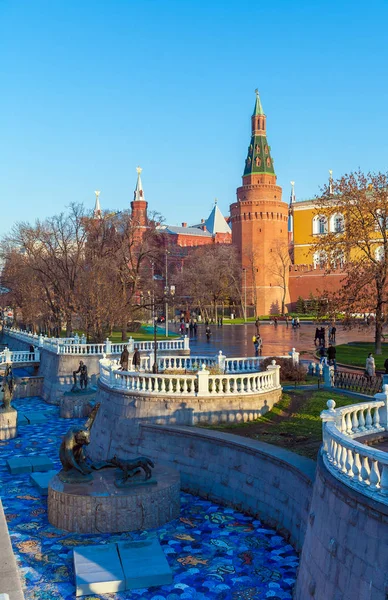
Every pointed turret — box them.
[252,89,264,116]
[244,90,275,179]
[94,190,102,219]
[131,166,148,229]
[205,199,232,235]
[133,166,145,202]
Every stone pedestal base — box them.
[0,408,17,440]
[60,389,97,419]
[48,464,180,533]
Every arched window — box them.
[331,213,344,233]
[375,246,385,262]
[313,215,328,235]
[313,251,327,269]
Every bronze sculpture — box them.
[72,360,88,390]
[110,455,154,483]
[1,365,14,410]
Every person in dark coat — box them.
[120,347,129,371]
[384,357,388,374]
[132,349,141,371]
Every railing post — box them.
[4,348,11,364]
[38,334,44,348]
[80,334,86,345]
[127,337,134,353]
[217,350,226,372]
[289,347,300,365]
[320,399,337,452]
[323,363,334,387]
[74,333,80,344]
[374,384,388,430]
[196,364,209,396]
[56,341,61,355]
[105,337,112,355]
[34,349,40,362]
[183,335,190,350]
[266,360,281,387]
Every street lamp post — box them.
[243,268,247,322]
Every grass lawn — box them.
[71,326,180,342]
[334,343,388,369]
[201,389,354,460]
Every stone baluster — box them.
[352,452,362,482]
[365,407,373,430]
[345,448,354,476]
[358,409,366,432]
[373,385,388,430]
[379,464,388,495]
[361,456,371,486]
[345,412,353,435]
[369,460,380,489]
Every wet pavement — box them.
[181,323,376,358]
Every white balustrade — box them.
[99,358,281,397]
[4,328,190,356]
[321,397,388,505]
[0,350,40,365]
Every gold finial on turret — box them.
[136,166,142,175]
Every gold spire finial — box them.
[94,190,100,198]
[136,166,142,175]
[255,88,259,96]
[290,181,295,187]
[214,197,218,205]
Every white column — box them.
[266,360,281,387]
[127,337,135,353]
[323,364,334,387]
[105,337,112,354]
[196,364,209,396]
[374,385,388,430]
[217,350,226,372]
[183,335,190,350]
[320,399,337,452]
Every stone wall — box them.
[0,499,24,599]
[108,423,315,552]
[87,381,282,461]
[13,376,43,399]
[38,350,100,404]
[294,453,388,600]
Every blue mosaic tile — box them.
[0,397,298,599]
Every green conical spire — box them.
[243,91,275,177]
[252,88,264,116]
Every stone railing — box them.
[321,391,388,504]
[0,348,40,365]
[99,357,281,397]
[4,327,190,356]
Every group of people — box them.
[314,324,337,347]
[179,320,198,337]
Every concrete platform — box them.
[29,455,54,472]
[7,457,32,474]
[117,538,172,589]
[30,470,58,495]
[73,543,125,597]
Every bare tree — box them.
[267,241,290,315]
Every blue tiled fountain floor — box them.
[0,397,298,600]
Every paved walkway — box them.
[0,397,298,600]
[183,322,376,357]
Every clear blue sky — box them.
[1,0,388,236]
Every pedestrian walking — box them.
[132,348,141,372]
[331,325,336,343]
[285,315,289,328]
[257,335,263,356]
[205,325,211,341]
[384,357,388,374]
[119,346,129,371]
[296,317,300,328]
[365,353,375,380]
[253,337,259,357]
[314,327,320,346]
[319,345,326,364]
[255,318,260,334]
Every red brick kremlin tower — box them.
[230,91,290,315]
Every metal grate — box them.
[334,371,382,396]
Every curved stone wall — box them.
[89,420,315,551]
[294,453,388,600]
[87,381,282,461]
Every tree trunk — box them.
[375,305,383,355]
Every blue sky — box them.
[1,0,388,236]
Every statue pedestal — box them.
[47,463,180,533]
[0,408,17,440]
[60,388,97,419]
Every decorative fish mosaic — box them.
[0,396,298,599]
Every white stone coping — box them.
[321,397,388,505]
[0,499,25,600]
